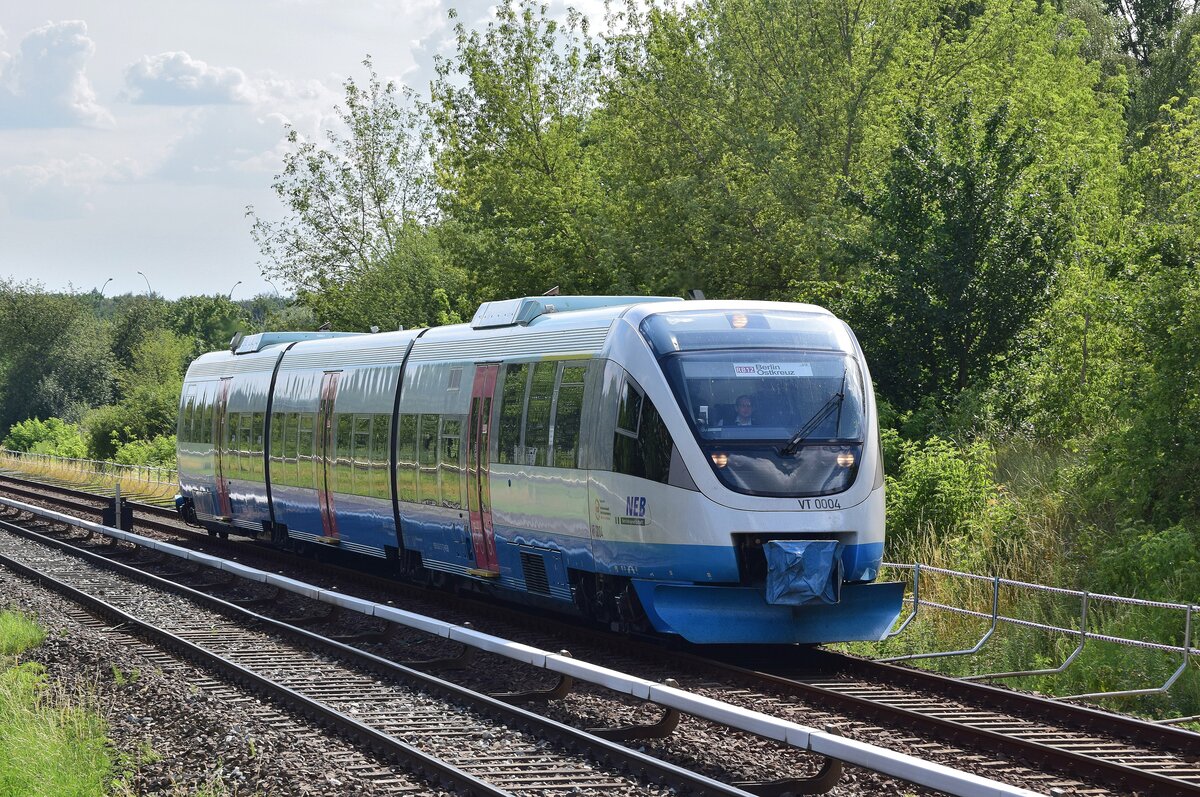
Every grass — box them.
[843,438,1200,726]
[0,610,45,656]
[0,453,178,505]
[0,609,113,797]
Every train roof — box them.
[186,296,841,374]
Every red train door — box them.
[214,377,233,519]
[467,364,500,574]
[317,371,341,542]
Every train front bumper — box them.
[630,579,905,644]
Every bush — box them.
[113,435,176,467]
[886,436,1001,541]
[2,417,88,458]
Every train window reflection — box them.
[440,418,463,508]
[552,365,586,468]
[613,391,672,484]
[616,380,642,437]
[498,364,528,464]
[297,414,315,489]
[371,414,390,499]
[524,362,555,466]
[396,414,418,502]
[418,414,439,505]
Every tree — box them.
[249,57,438,296]
[433,0,612,300]
[169,295,247,360]
[847,98,1070,407]
[1104,0,1194,70]
[298,228,466,330]
[82,329,191,460]
[0,282,114,432]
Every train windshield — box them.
[642,311,866,497]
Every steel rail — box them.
[0,513,756,797]
[701,649,1200,797]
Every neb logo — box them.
[625,496,647,517]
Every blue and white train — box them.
[175,296,903,644]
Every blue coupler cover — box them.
[764,540,844,605]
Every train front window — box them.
[655,347,866,497]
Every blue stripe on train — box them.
[220,490,885,599]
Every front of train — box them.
[613,301,903,644]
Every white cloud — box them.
[154,107,288,183]
[0,155,120,219]
[0,20,113,129]
[124,51,255,105]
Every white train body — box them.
[177,297,902,644]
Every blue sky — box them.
[0,1,599,299]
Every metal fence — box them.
[880,562,1198,710]
[0,450,178,490]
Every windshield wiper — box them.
[779,390,845,456]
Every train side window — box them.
[335,414,353,495]
[270,412,284,463]
[280,413,298,487]
[418,414,439,505]
[439,417,463,508]
[396,414,418,502]
[240,413,254,479]
[224,412,238,476]
[371,413,390,500]
[552,365,587,468]
[179,388,196,442]
[613,383,673,485]
[523,362,556,466]
[250,412,265,480]
[616,380,643,437]
[353,414,372,496]
[202,400,213,446]
[297,413,315,488]
[497,363,528,464]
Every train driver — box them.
[731,395,754,426]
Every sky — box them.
[0,0,600,300]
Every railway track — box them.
[0,509,755,797]
[3,470,1199,795]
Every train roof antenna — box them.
[686,289,705,300]
[542,286,560,296]
[317,321,331,331]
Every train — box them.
[175,295,903,644]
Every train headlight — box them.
[710,452,729,468]
[730,312,748,329]
[836,451,856,468]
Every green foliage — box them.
[1093,522,1200,600]
[169,295,247,361]
[0,661,112,797]
[433,0,611,300]
[298,226,467,330]
[0,610,45,656]
[0,281,115,433]
[886,436,1006,543]
[250,56,446,325]
[113,435,177,467]
[848,98,1070,408]
[3,417,87,458]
